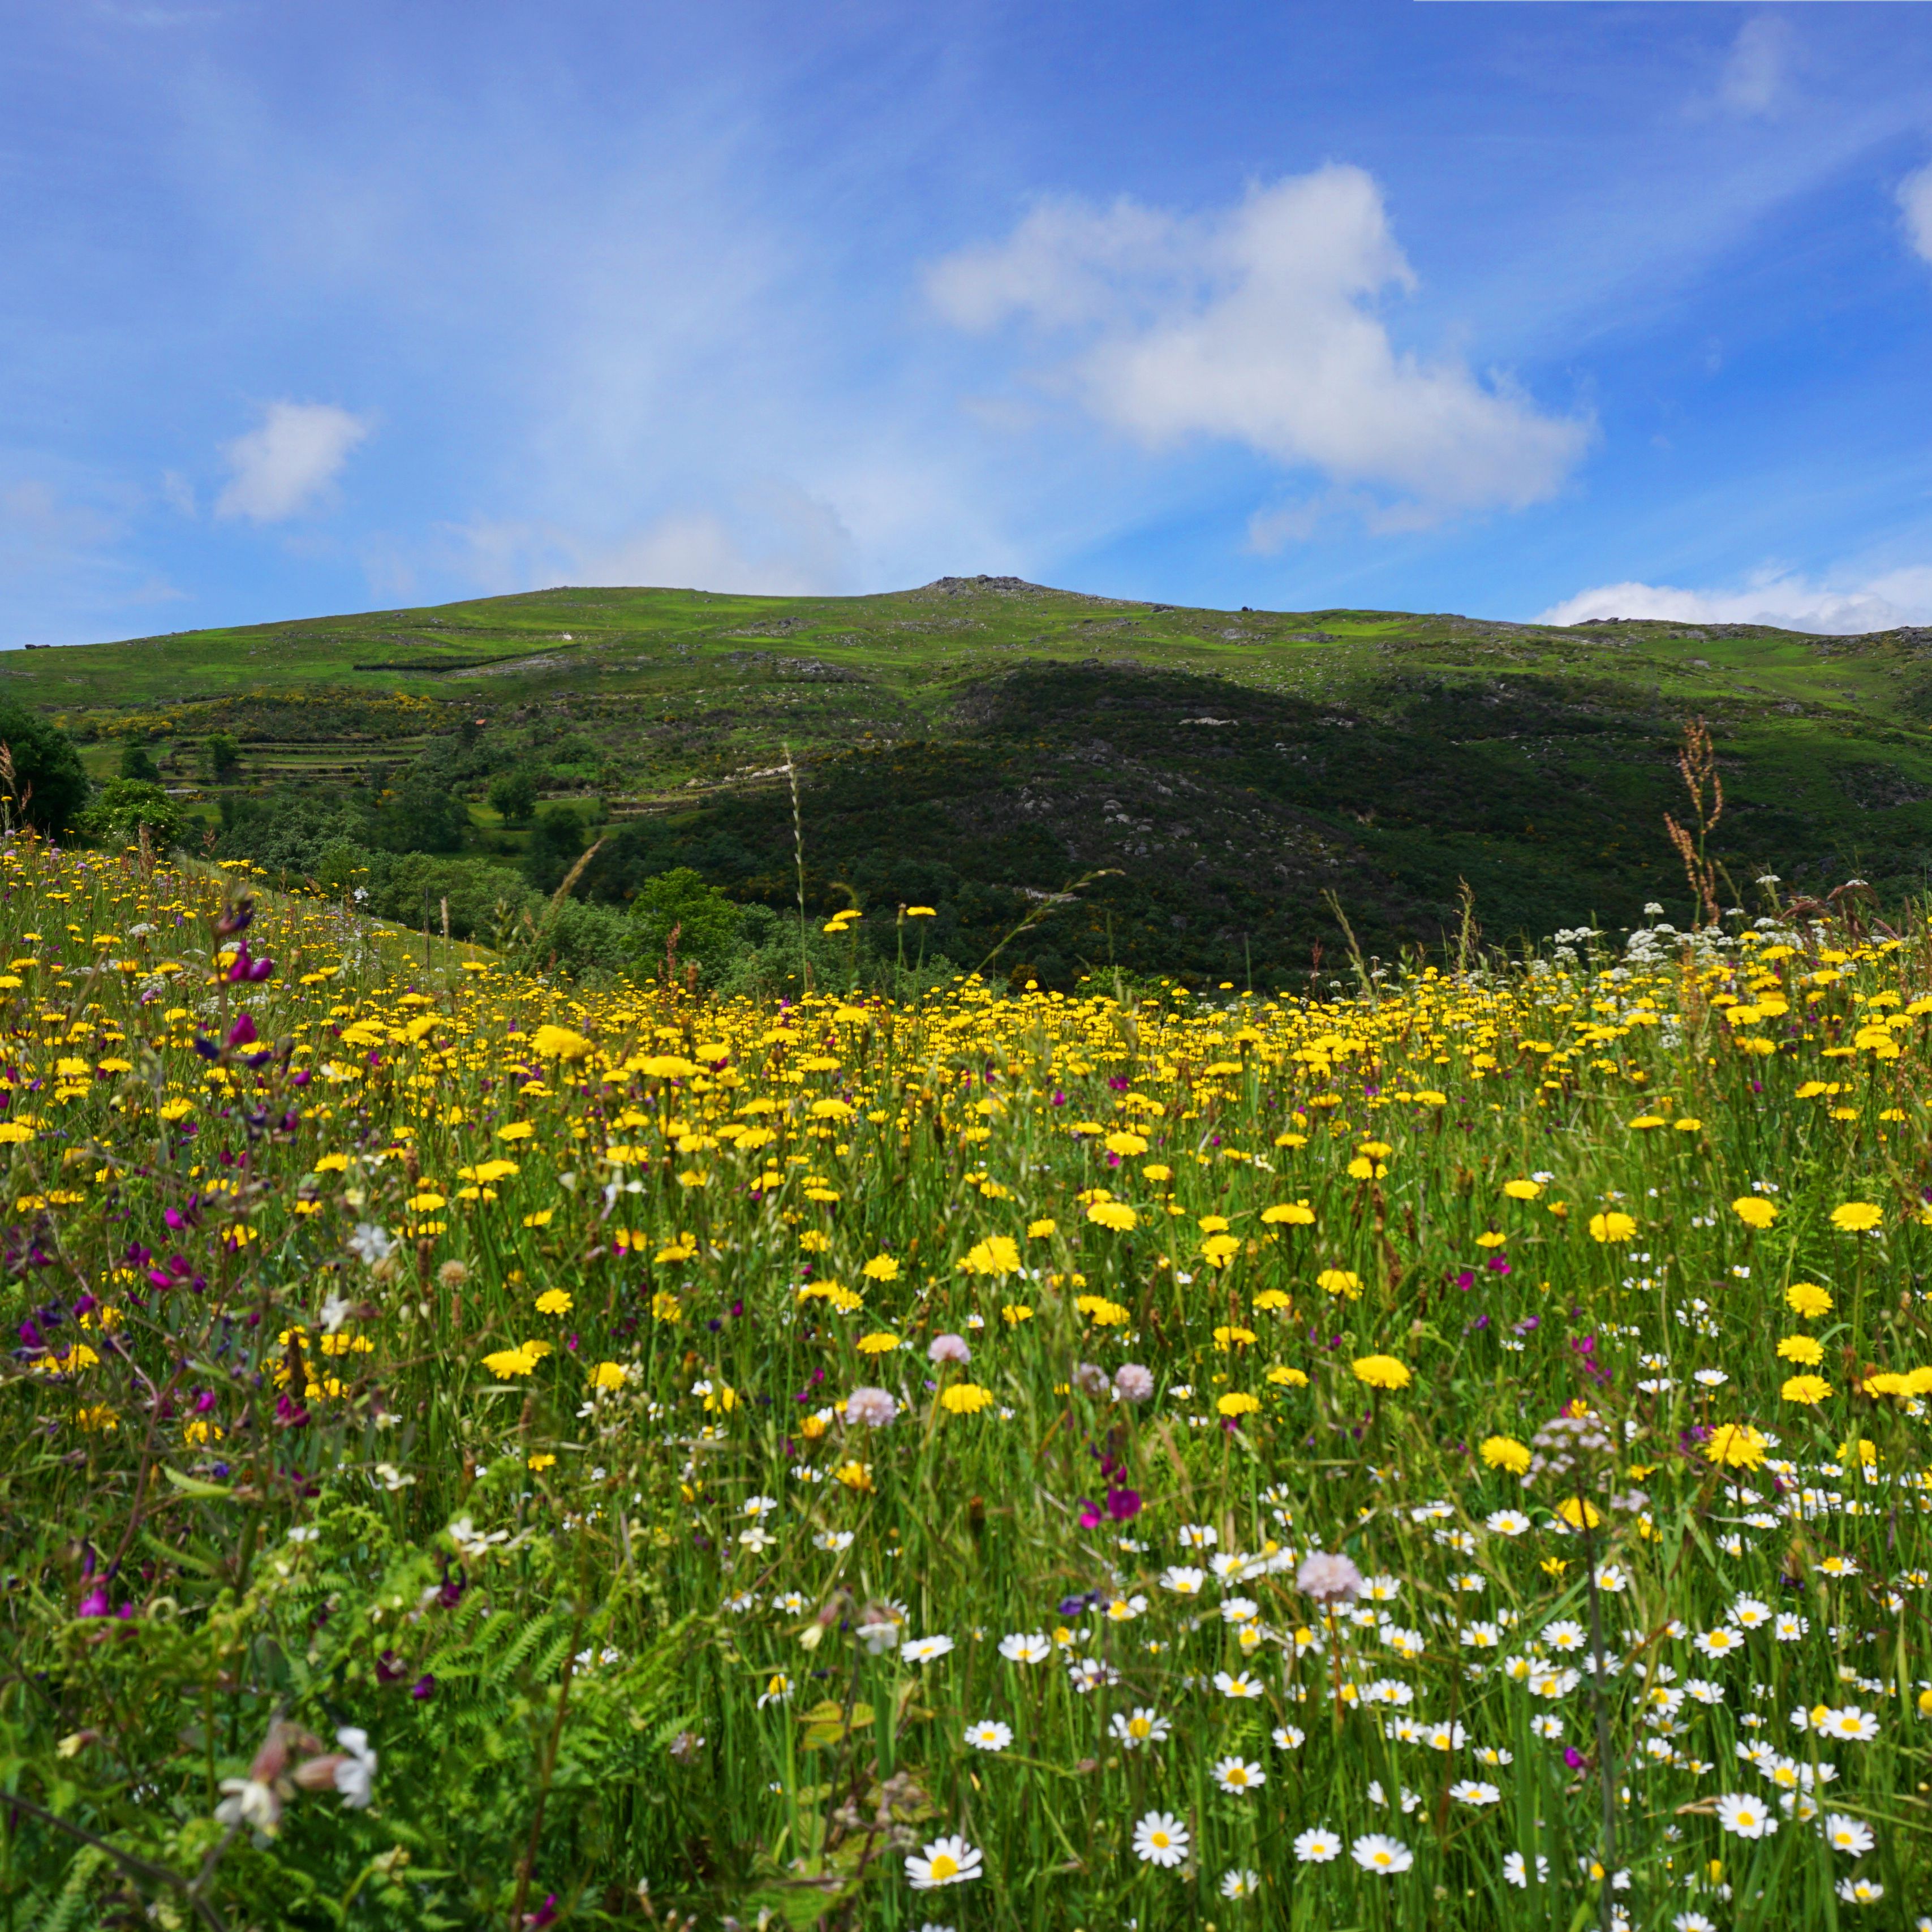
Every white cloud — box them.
[1900,163,1932,265]
[1537,565,1932,635]
[449,485,855,600]
[927,167,1590,523]
[214,401,371,522]
[1717,18,1789,118]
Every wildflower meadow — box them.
[1,831,1929,1930]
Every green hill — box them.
[11,576,1932,986]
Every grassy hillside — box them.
[10,577,1932,983]
[4,836,1928,1925]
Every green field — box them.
[2,837,1927,1927]
[12,577,1932,984]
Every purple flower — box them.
[78,1586,111,1619]
[1296,1551,1363,1603]
[410,1675,436,1701]
[1105,1486,1142,1520]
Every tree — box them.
[200,733,242,784]
[78,779,188,853]
[0,699,90,835]
[118,742,161,782]
[523,805,593,894]
[488,771,539,824]
[628,868,743,983]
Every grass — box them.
[0,831,1927,1929]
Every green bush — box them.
[487,771,539,824]
[76,778,190,854]
[0,697,90,834]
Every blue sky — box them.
[5,0,1932,646]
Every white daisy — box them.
[1212,1757,1265,1795]
[1352,1833,1413,1875]
[1132,1810,1190,1868]
[1716,1792,1776,1839]
[904,1835,982,1891]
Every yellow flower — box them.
[1104,1130,1148,1156]
[961,1234,1022,1276]
[1554,1497,1602,1530]
[1212,1324,1258,1349]
[1026,1217,1057,1238]
[497,1122,534,1143]
[588,1360,629,1390]
[1086,1200,1137,1232]
[1266,1364,1309,1387]
[1587,1211,1636,1243]
[530,1025,591,1061]
[1775,1334,1823,1366]
[833,1461,872,1491]
[1000,1303,1034,1326]
[1501,1179,1542,1200]
[1780,1374,1831,1405]
[535,1289,573,1315]
[861,1255,901,1281]
[1141,1164,1172,1184]
[1479,1435,1531,1475]
[855,1332,900,1355]
[1316,1268,1361,1299]
[1785,1281,1832,1319]
[527,1452,557,1471]
[1829,1201,1882,1233]
[1252,1289,1290,1311]
[1730,1197,1778,1230]
[1200,1234,1242,1268]
[1260,1201,1315,1225]
[522,1209,554,1228]
[0,1123,35,1144]
[940,1383,993,1414]
[1674,1117,1702,1132]
[1352,1354,1411,1392]
[1216,1391,1261,1417]
[482,1345,541,1378]
[1703,1423,1767,1470]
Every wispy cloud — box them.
[214,401,371,523]
[1900,163,1932,265]
[927,167,1593,526]
[447,483,855,600]
[1537,566,1932,635]
[1715,17,1791,118]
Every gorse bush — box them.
[0,835,1928,1930]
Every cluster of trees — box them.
[0,701,961,992]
